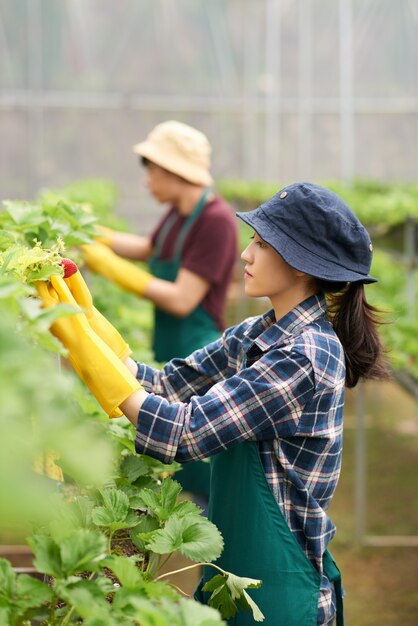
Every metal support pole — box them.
[404,219,417,320]
[264,0,281,180]
[26,0,44,197]
[242,1,260,180]
[298,0,313,179]
[339,0,354,183]
[354,381,366,545]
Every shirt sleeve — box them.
[135,328,236,401]
[135,347,315,464]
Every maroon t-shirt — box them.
[150,195,238,330]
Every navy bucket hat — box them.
[237,182,377,284]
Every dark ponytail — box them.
[317,281,390,388]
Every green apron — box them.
[149,190,219,498]
[195,441,344,625]
[148,189,220,362]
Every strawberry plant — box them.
[0,182,265,625]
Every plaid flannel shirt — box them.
[135,294,345,625]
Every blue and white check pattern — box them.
[135,294,345,625]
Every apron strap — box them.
[152,212,178,259]
[172,188,209,261]
[152,188,210,262]
[323,550,344,626]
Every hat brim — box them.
[237,209,377,284]
[132,140,213,187]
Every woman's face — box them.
[241,231,315,318]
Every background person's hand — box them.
[82,242,153,296]
[94,225,115,247]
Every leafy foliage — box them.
[202,572,264,622]
[0,178,266,624]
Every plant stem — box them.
[166,581,190,597]
[144,551,157,578]
[107,531,114,554]
[156,562,226,581]
[155,552,172,574]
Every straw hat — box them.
[132,120,213,186]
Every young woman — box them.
[37,182,389,625]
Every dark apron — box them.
[148,189,220,362]
[149,190,219,498]
[195,441,344,625]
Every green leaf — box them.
[129,515,160,552]
[203,571,264,622]
[4,201,46,227]
[145,515,184,554]
[59,529,108,575]
[102,487,130,518]
[30,530,107,578]
[146,515,223,562]
[173,499,203,518]
[0,559,15,598]
[135,487,161,513]
[15,574,53,611]
[177,596,224,625]
[133,478,183,522]
[83,617,117,626]
[92,488,139,530]
[160,478,182,515]
[226,573,264,622]
[226,572,262,599]
[202,576,237,620]
[102,555,144,589]
[51,496,95,539]
[91,507,139,531]
[106,422,135,452]
[59,578,110,619]
[28,534,63,578]
[178,517,224,562]
[120,454,151,483]
[240,589,265,622]
[112,594,170,626]
[0,607,11,626]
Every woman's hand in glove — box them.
[36,274,145,420]
[61,258,132,361]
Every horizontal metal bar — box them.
[12,567,38,574]
[1,90,418,114]
[0,545,33,555]
[363,535,418,547]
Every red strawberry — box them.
[60,258,78,278]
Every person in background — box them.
[82,120,238,506]
[38,182,390,624]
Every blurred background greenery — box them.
[1,2,418,623]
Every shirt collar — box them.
[242,294,328,354]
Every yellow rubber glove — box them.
[61,258,132,361]
[36,275,143,418]
[94,225,115,247]
[82,242,153,297]
[34,451,64,482]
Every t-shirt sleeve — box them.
[180,208,237,284]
